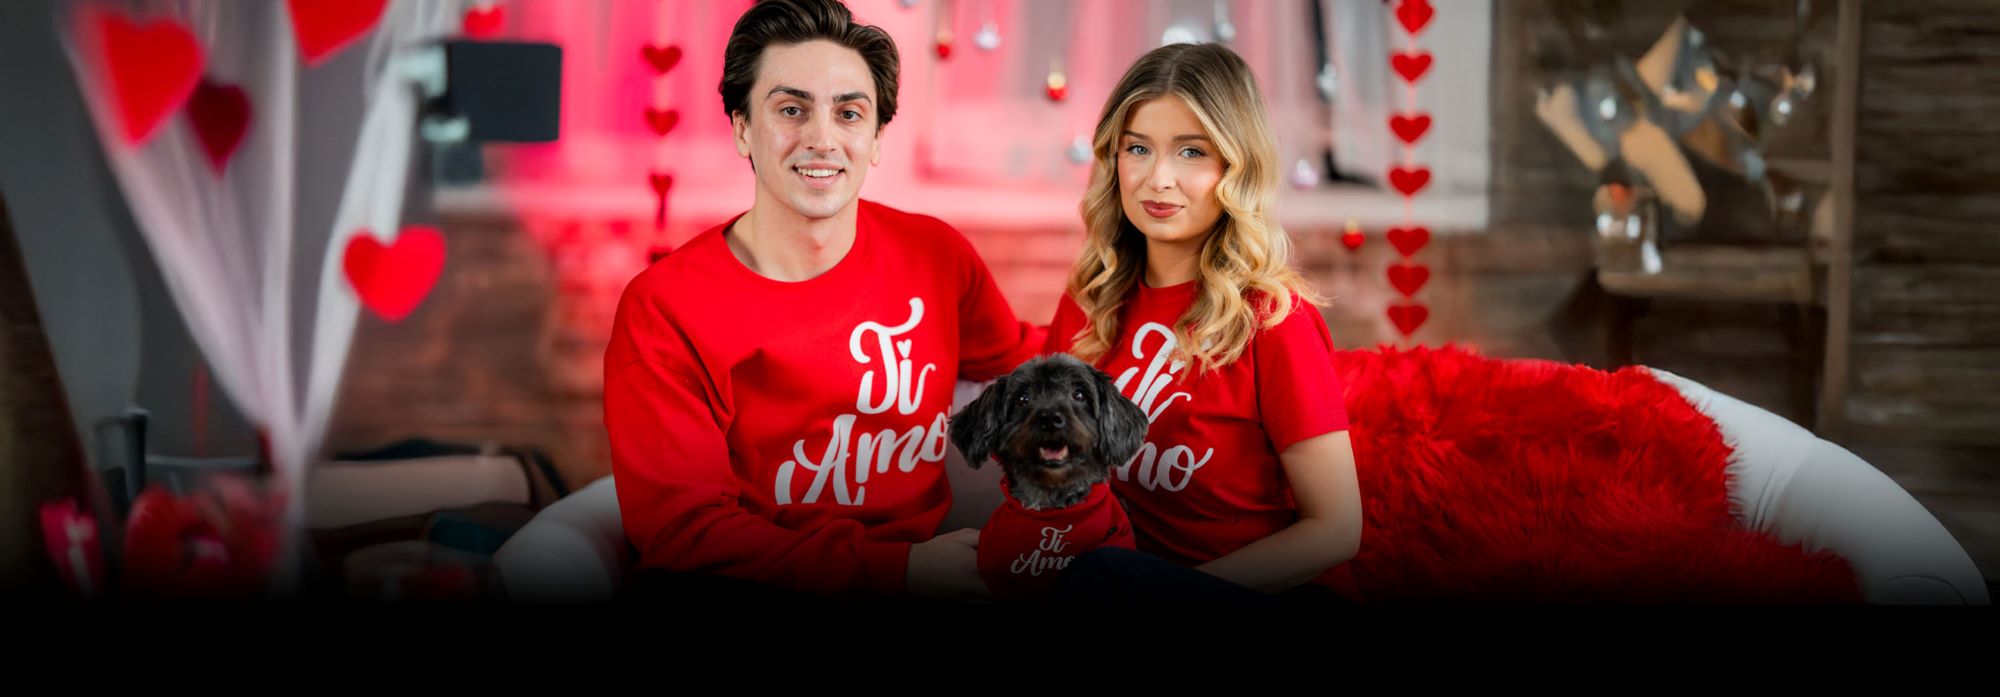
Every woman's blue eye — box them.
[1125,144,1150,156]
[1180,146,1205,158]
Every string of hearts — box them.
[643,39,682,232]
[1385,0,1433,340]
[86,0,508,324]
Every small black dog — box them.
[950,354,1150,600]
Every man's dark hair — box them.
[720,0,900,129]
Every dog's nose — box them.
[1037,410,1066,430]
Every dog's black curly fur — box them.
[950,354,1150,510]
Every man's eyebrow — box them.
[767,86,812,101]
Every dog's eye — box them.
[1072,389,1086,402]
[1016,393,1030,403]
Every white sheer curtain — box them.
[60,0,460,590]
[1328,0,1491,196]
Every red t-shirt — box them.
[976,480,1136,603]
[1045,281,1353,590]
[604,200,1044,596]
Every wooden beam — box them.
[1817,0,1862,441]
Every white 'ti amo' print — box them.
[775,298,950,507]
[1112,323,1212,492]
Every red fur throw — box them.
[1334,346,1863,604]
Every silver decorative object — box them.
[1290,158,1320,190]
[1067,134,1093,165]
[973,21,1001,51]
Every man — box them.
[604,0,1042,602]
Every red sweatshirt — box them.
[1046,281,1354,592]
[976,479,1136,603]
[605,200,1044,596]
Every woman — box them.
[1045,42,1363,605]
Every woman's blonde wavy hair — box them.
[1068,42,1324,374]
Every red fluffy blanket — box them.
[1334,346,1862,604]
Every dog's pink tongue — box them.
[1039,446,1069,461]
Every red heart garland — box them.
[1387,226,1431,256]
[1396,0,1435,35]
[92,12,205,145]
[344,227,446,323]
[187,79,252,175]
[1390,113,1431,145]
[286,0,389,67]
[1341,229,1365,251]
[1389,166,1432,197]
[1391,50,1433,83]
[645,108,680,137]
[1046,83,1067,102]
[642,45,683,74]
[651,173,675,229]
[936,40,953,60]
[463,4,505,38]
[1388,303,1430,337]
[1387,263,1430,297]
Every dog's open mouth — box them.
[1037,445,1070,467]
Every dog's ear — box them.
[1089,365,1150,466]
[949,375,1010,469]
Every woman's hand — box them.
[1195,430,1363,593]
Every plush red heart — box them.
[463,3,505,38]
[121,487,217,597]
[1389,166,1431,197]
[645,108,679,137]
[642,45,683,74]
[1388,303,1429,337]
[936,40,953,60]
[1387,226,1431,256]
[1390,113,1431,145]
[650,172,674,196]
[1341,229,1365,251]
[344,227,446,323]
[286,0,388,67]
[91,12,205,145]
[1387,262,1430,297]
[1396,0,1435,35]
[1391,50,1433,83]
[187,79,251,175]
[1046,83,1067,102]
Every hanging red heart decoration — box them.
[1391,50,1433,83]
[1387,263,1431,297]
[187,79,252,175]
[92,12,205,145]
[1387,226,1431,256]
[1388,303,1430,337]
[642,45,683,74]
[463,3,505,38]
[645,108,680,137]
[286,0,389,67]
[1389,166,1432,197]
[1396,0,1435,35]
[1341,229,1365,251]
[344,227,446,323]
[1390,113,1431,145]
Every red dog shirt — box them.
[977,478,1136,602]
